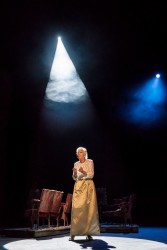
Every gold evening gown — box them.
[70,159,100,236]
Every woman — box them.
[69,146,100,241]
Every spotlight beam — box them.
[45,37,88,103]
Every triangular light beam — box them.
[45,37,87,103]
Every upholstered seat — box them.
[61,193,73,226]
[24,189,54,229]
[50,190,64,227]
[101,194,136,224]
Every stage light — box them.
[156,74,160,78]
[122,76,167,126]
[45,37,88,103]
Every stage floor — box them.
[0,227,167,250]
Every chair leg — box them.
[48,215,50,227]
[37,215,39,229]
[64,214,68,226]
[66,214,69,226]
[30,215,34,229]
[64,215,66,226]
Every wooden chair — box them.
[24,188,54,229]
[101,193,136,225]
[50,190,64,227]
[61,193,73,226]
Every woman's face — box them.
[77,149,86,160]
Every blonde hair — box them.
[76,147,88,159]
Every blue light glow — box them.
[122,77,167,126]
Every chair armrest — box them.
[102,204,119,211]
[31,199,40,209]
[32,199,40,202]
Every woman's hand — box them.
[78,167,84,173]
[73,168,77,178]
[79,167,87,176]
[73,167,77,173]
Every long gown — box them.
[70,159,100,236]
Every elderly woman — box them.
[69,146,100,241]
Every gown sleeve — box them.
[83,159,94,179]
[72,163,77,181]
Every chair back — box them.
[96,188,108,206]
[50,190,64,214]
[38,189,54,213]
[64,193,72,214]
[127,193,136,215]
